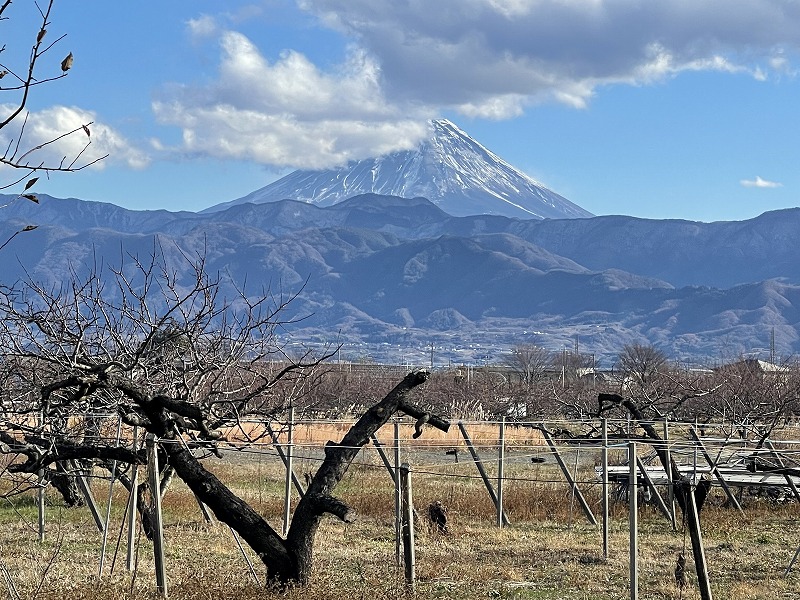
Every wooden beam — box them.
[635,456,672,522]
[458,421,511,526]
[540,427,597,526]
[689,428,743,514]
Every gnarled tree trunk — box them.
[159,370,446,585]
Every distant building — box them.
[714,358,790,377]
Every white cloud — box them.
[154,100,428,169]
[768,50,798,77]
[186,15,219,41]
[0,104,150,171]
[153,30,434,169]
[740,176,782,189]
[456,95,527,119]
[211,33,394,119]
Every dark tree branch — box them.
[285,369,447,584]
[0,429,143,473]
[305,493,356,523]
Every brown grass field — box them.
[2,421,800,599]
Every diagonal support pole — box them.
[540,427,597,526]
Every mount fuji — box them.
[205,119,593,220]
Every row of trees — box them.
[503,342,800,431]
[308,343,800,439]
[507,341,669,386]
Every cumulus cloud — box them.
[0,104,150,171]
[740,176,782,189]
[155,0,800,169]
[153,30,433,169]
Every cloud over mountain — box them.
[301,0,795,113]
[152,28,433,169]
[206,120,591,220]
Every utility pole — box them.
[770,327,776,364]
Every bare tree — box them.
[616,343,669,388]
[411,368,490,419]
[1,0,105,229]
[507,344,553,385]
[554,347,595,382]
[303,365,407,417]
[0,244,447,586]
[547,348,600,419]
[596,385,724,600]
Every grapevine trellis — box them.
[8,414,800,599]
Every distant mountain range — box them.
[205,119,592,220]
[1,192,799,367]
[2,120,795,366]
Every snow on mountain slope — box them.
[205,120,593,220]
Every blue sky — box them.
[4,0,800,222]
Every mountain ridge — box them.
[1,191,799,365]
[6,193,800,289]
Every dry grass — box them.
[1,429,799,599]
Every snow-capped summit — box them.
[205,119,593,220]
